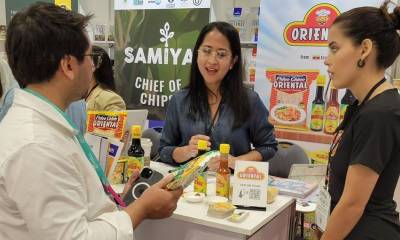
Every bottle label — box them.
[194,172,207,194]
[126,156,144,178]
[310,104,324,131]
[324,106,339,134]
[340,104,349,123]
[216,173,230,198]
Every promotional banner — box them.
[255,0,382,163]
[114,0,210,120]
[5,0,78,23]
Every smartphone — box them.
[123,167,163,205]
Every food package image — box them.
[87,111,127,140]
[166,151,219,190]
[266,69,319,130]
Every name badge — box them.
[315,185,331,231]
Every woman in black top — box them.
[322,2,400,239]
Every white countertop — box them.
[113,161,295,236]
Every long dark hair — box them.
[92,45,116,91]
[187,21,249,128]
[333,1,400,69]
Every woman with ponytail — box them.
[321,1,400,239]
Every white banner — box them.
[115,0,211,10]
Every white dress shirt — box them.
[0,89,134,240]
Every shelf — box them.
[275,128,333,145]
[241,41,257,48]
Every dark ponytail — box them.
[385,3,400,30]
[333,0,400,69]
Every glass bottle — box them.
[126,125,144,181]
[194,140,208,194]
[310,75,326,131]
[216,144,231,198]
[324,85,339,134]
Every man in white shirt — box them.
[0,3,182,240]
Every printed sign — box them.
[232,161,268,209]
[114,2,210,120]
[86,111,127,140]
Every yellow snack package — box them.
[86,111,127,140]
[167,151,219,190]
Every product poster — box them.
[255,0,383,162]
[114,0,210,120]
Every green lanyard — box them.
[24,88,126,207]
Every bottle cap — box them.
[197,140,208,150]
[219,144,230,154]
[131,125,141,139]
[316,75,326,86]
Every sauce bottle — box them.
[324,85,339,134]
[194,140,208,194]
[126,125,144,181]
[310,75,326,131]
[216,144,231,198]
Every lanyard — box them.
[325,78,386,189]
[205,102,221,137]
[24,88,126,207]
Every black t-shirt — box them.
[328,89,400,237]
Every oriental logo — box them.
[284,3,340,46]
[124,22,192,65]
[237,167,265,180]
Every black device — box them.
[123,167,164,205]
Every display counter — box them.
[114,161,296,240]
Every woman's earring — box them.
[357,59,365,68]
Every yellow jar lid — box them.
[219,143,230,154]
[131,125,141,138]
[197,140,208,150]
[316,75,326,86]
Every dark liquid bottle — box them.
[126,125,144,181]
[324,86,339,135]
[340,89,356,124]
[310,75,326,131]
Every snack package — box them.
[266,69,319,130]
[166,151,219,190]
[105,138,125,178]
[108,157,127,184]
[87,111,127,140]
[207,202,236,219]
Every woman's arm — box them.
[321,164,379,240]
[227,150,263,169]
[172,134,210,163]
[248,92,278,161]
